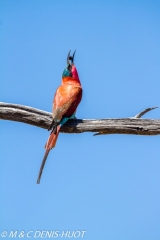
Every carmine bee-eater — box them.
[37,50,82,184]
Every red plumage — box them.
[37,54,82,184]
[52,76,82,122]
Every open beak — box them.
[67,50,76,66]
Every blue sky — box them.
[0,1,160,239]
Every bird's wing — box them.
[52,85,82,122]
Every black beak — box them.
[67,50,76,65]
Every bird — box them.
[37,50,82,184]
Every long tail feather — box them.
[37,125,61,184]
[45,125,61,149]
[37,149,50,184]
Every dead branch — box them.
[0,102,160,136]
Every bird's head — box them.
[62,50,79,81]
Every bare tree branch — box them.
[0,102,160,136]
[134,106,158,118]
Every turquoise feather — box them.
[60,112,76,126]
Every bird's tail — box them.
[45,125,61,149]
[36,125,61,184]
[36,149,50,184]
